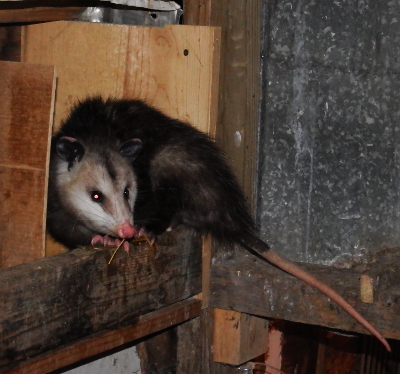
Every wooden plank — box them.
[185,3,262,368]
[185,0,262,209]
[137,328,178,374]
[21,21,221,135]
[180,308,244,374]
[280,321,320,374]
[210,245,400,341]
[213,309,269,365]
[1,298,201,374]
[0,7,85,23]
[0,60,55,268]
[138,307,219,374]
[0,228,201,368]
[315,332,361,374]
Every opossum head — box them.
[54,136,143,239]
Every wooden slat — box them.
[0,229,201,368]
[0,60,55,267]
[1,298,201,374]
[210,245,400,340]
[0,7,84,23]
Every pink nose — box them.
[117,221,136,239]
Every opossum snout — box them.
[117,221,136,239]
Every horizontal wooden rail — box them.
[1,297,202,374]
[0,229,201,370]
[210,245,400,340]
[0,7,85,23]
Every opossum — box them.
[47,97,390,351]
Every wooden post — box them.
[185,0,263,367]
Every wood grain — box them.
[0,60,55,267]
[0,229,201,368]
[21,21,221,135]
[2,298,201,374]
[185,3,263,368]
[210,245,400,341]
[185,0,262,209]
[213,309,269,365]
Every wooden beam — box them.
[1,298,202,374]
[184,2,263,369]
[210,245,400,341]
[213,309,269,365]
[0,7,85,23]
[0,229,201,368]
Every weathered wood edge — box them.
[0,229,202,367]
[1,297,202,374]
[0,7,85,23]
[210,246,400,341]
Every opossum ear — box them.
[56,136,85,165]
[119,139,143,161]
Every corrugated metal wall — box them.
[258,0,400,265]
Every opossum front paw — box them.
[91,235,116,246]
[91,235,130,252]
[136,227,157,245]
[91,235,105,246]
[91,235,118,247]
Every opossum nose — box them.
[117,222,136,239]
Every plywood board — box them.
[21,21,220,134]
[21,21,220,256]
[0,60,56,268]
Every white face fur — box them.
[55,148,137,237]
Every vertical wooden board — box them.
[21,21,221,134]
[21,20,220,255]
[0,60,55,267]
[185,1,262,207]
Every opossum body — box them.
[47,97,390,351]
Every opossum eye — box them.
[90,191,104,203]
[124,187,130,199]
